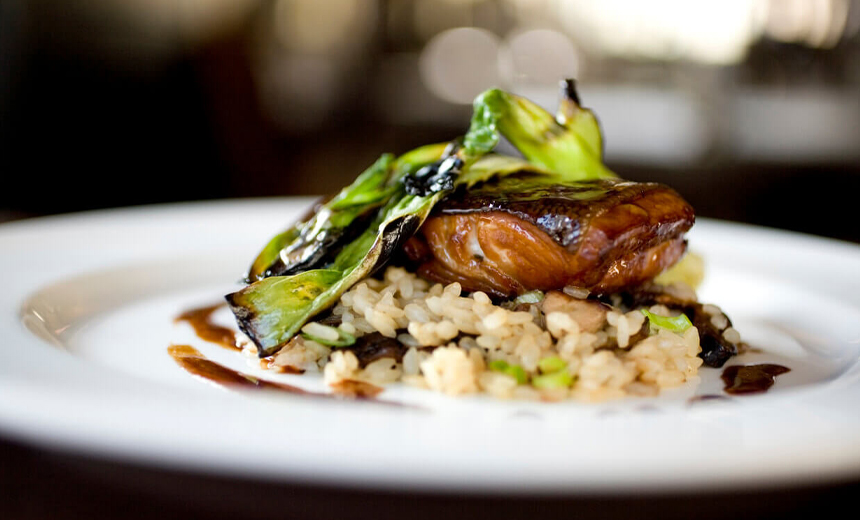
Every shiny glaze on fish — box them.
[403,177,695,297]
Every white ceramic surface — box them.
[2,199,860,495]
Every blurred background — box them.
[2,0,860,242]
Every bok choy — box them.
[227,80,617,356]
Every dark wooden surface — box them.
[1,435,857,520]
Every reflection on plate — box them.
[2,199,860,495]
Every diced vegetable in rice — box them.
[265,266,723,402]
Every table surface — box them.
[2,435,859,520]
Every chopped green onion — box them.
[532,370,573,390]
[488,359,528,385]
[513,290,544,305]
[301,324,356,347]
[537,356,567,374]
[640,309,692,333]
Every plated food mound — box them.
[226,80,743,402]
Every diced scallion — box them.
[300,322,356,347]
[640,309,692,333]
[513,290,544,305]
[488,359,528,385]
[533,355,572,389]
[537,356,567,374]
[531,370,573,390]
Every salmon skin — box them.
[402,176,695,298]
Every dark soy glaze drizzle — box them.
[721,364,791,395]
[168,345,310,394]
[167,344,388,401]
[175,303,241,351]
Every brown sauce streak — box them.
[175,303,241,351]
[721,364,791,395]
[167,345,403,406]
[168,345,310,394]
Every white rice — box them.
[270,266,729,402]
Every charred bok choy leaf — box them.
[245,143,447,282]
[227,80,618,357]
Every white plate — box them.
[2,199,860,495]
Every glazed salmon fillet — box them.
[402,177,695,298]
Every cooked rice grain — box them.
[272,266,713,402]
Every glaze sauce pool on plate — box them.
[174,304,242,351]
[167,344,385,399]
[721,364,791,395]
[167,344,308,393]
